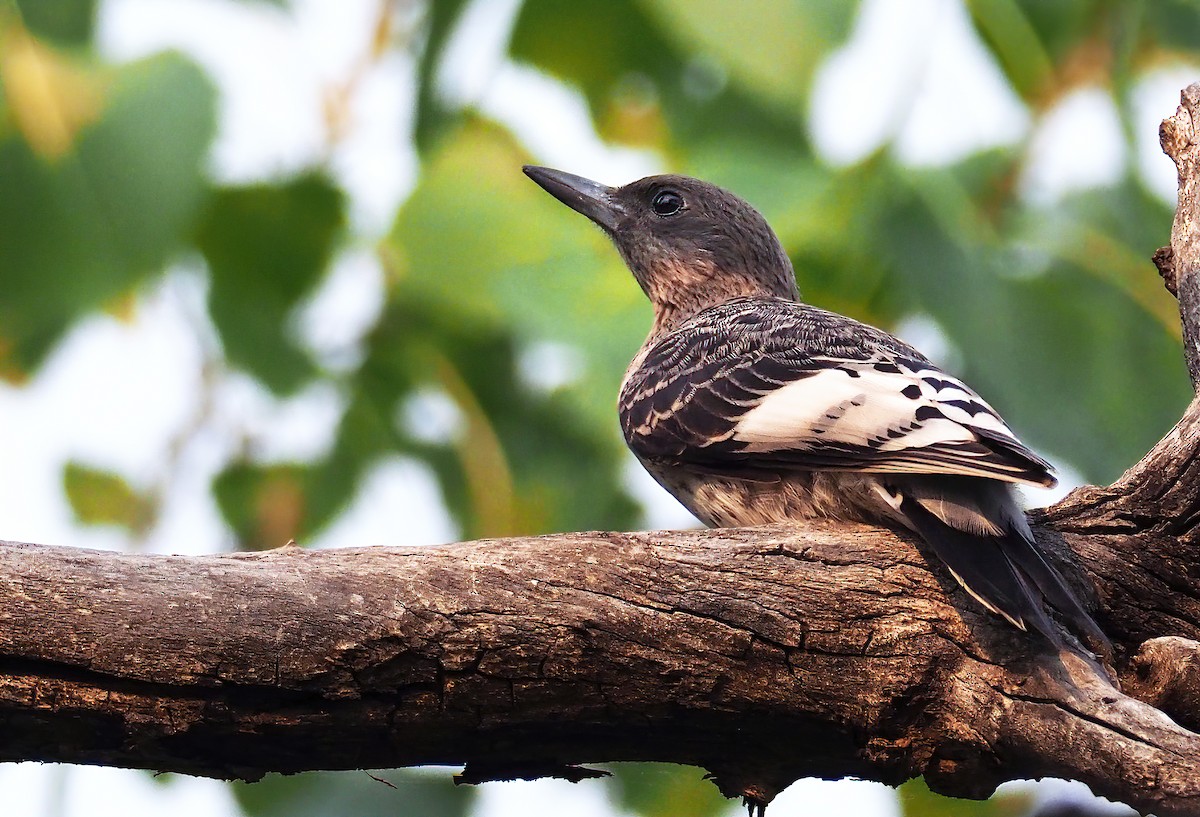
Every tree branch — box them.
[1161,82,1200,386]
[8,84,1200,817]
[0,517,1198,816]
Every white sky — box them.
[1,0,1194,814]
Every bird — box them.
[523,164,1109,656]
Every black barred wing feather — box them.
[725,355,1056,486]
[619,299,1056,488]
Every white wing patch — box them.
[730,358,1049,486]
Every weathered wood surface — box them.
[0,510,1199,815]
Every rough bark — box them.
[7,87,1200,817]
[1,522,1199,815]
[1162,82,1200,387]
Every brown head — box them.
[523,166,799,334]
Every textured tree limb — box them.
[0,519,1198,817]
[1162,82,1200,386]
[7,87,1200,817]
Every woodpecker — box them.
[523,165,1108,655]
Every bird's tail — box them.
[891,477,1110,658]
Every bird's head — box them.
[523,166,799,333]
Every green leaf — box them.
[606,763,735,817]
[372,119,650,535]
[966,0,1126,103]
[196,173,346,395]
[0,51,216,370]
[898,777,1032,817]
[215,385,408,545]
[1144,0,1200,54]
[509,0,810,151]
[388,117,647,435]
[510,0,680,131]
[641,0,857,110]
[63,461,153,532]
[213,463,308,550]
[231,770,474,817]
[352,299,641,537]
[1004,0,1105,62]
[297,389,404,536]
[14,0,96,47]
[413,0,472,153]
[965,0,1055,101]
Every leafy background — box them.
[0,0,1189,815]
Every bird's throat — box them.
[643,259,792,337]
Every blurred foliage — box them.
[604,763,736,817]
[898,777,1033,817]
[63,460,153,533]
[0,43,215,370]
[230,770,474,817]
[14,0,94,46]
[2,0,1198,815]
[197,173,345,395]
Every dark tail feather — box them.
[983,519,1112,660]
[899,497,1065,647]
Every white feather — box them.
[731,360,1031,475]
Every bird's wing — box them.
[620,302,1056,488]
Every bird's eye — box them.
[651,190,683,216]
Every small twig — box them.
[365,771,399,789]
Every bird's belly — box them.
[642,463,890,528]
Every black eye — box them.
[651,190,683,216]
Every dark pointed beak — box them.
[523,165,624,232]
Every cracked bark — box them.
[7,88,1200,816]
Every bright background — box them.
[0,0,1194,815]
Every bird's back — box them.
[619,296,1054,490]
